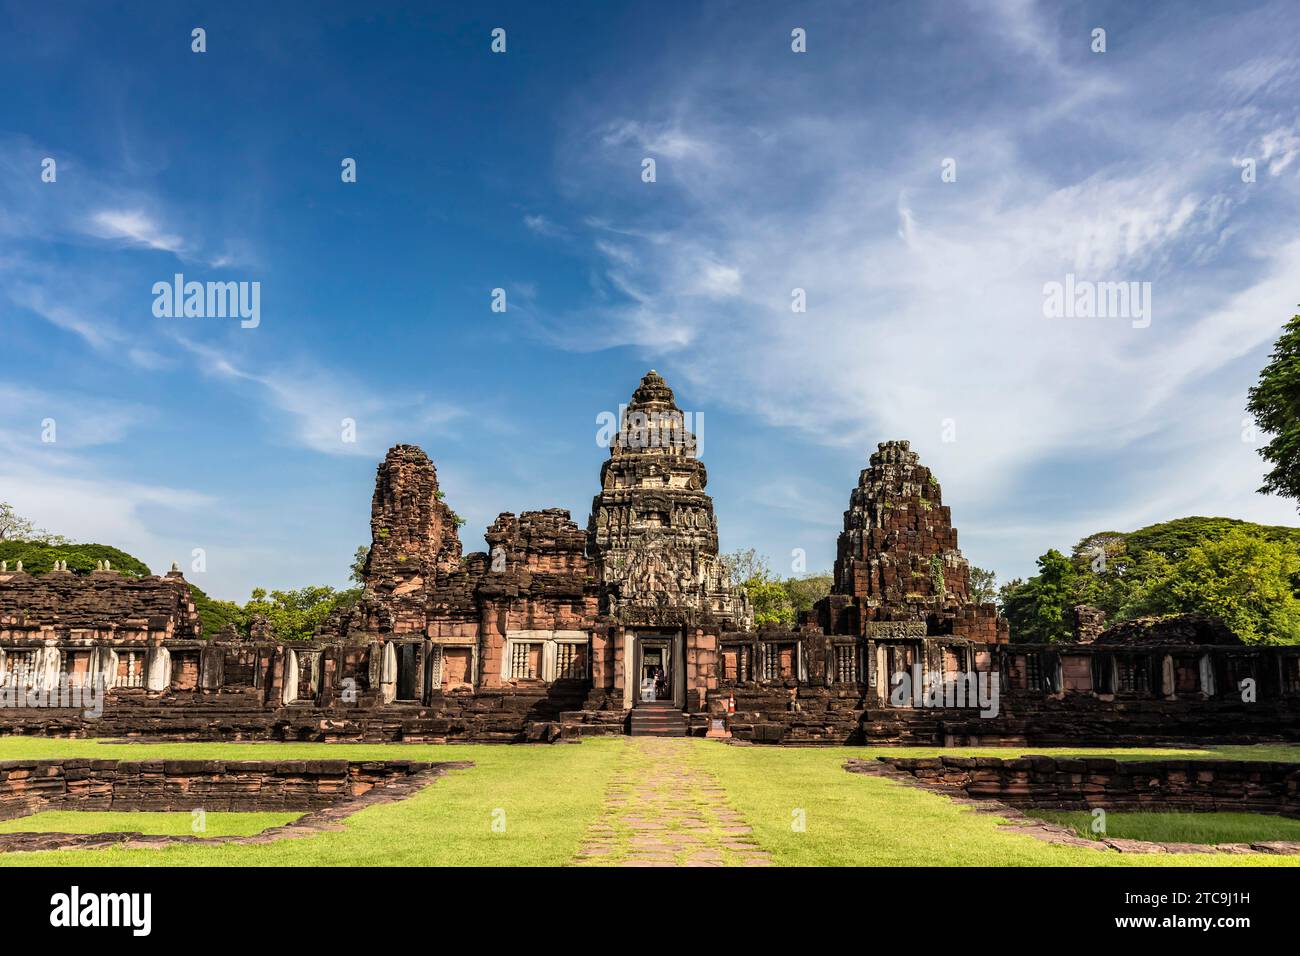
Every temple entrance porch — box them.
[632,631,684,709]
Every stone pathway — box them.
[574,738,771,867]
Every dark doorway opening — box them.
[396,643,419,701]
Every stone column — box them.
[282,647,299,705]
[38,646,61,691]
[145,646,171,691]
[199,645,224,690]
[621,629,634,709]
[542,639,558,684]
[1199,654,1216,698]
[380,642,396,703]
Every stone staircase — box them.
[628,701,688,737]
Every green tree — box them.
[782,573,832,620]
[350,545,369,585]
[240,586,361,642]
[1003,550,1077,644]
[746,577,795,626]
[1136,530,1300,644]
[723,548,766,587]
[724,549,795,626]
[968,566,997,605]
[0,540,147,576]
[188,585,244,636]
[1248,313,1300,505]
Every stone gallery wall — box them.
[0,758,436,820]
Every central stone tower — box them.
[819,439,1006,642]
[587,370,750,629]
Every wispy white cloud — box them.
[540,0,1300,580]
[172,336,469,457]
[85,208,184,253]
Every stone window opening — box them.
[834,644,859,685]
[1173,655,1202,697]
[1018,652,1061,694]
[720,645,753,682]
[555,642,587,680]
[2,650,38,689]
[427,645,443,690]
[1115,655,1150,695]
[58,650,92,689]
[1223,656,1256,698]
[1024,653,1043,692]
[509,642,541,680]
[117,651,145,689]
[1283,656,1300,696]
[760,642,798,682]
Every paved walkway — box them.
[574,737,771,867]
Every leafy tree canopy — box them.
[0,540,149,577]
[1247,313,1300,504]
[1002,517,1300,645]
[723,549,831,628]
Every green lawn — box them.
[1026,810,1300,845]
[0,810,300,837]
[0,736,1297,866]
[693,741,1300,866]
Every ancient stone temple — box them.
[589,370,749,629]
[818,439,1007,643]
[587,371,750,720]
[2,371,1299,746]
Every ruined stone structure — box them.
[1,372,1299,746]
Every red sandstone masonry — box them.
[868,755,1300,816]
[0,758,439,820]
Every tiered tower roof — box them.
[587,371,751,628]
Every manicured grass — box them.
[0,736,1297,866]
[686,741,1300,867]
[1026,810,1300,845]
[0,737,626,867]
[0,810,300,837]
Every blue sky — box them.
[3,0,1300,601]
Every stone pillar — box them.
[38,646,61,691]
[1161,654,1176,699]
[380,642,396,703]
[308,651,322,701]
[97,648,119,690]
[1199,654,1216,698]
[542,639,557,684]
[145,646,171,691]
[875,644,888,703]
[199,645,224,690]
[621,629,634,709]
[282,647,298,705]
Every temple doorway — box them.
[395,643,420,701]
[633,632,684,708]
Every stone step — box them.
[628,705,688,737]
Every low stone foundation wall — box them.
[7,683,1300,746]
[0,685,591,743]
[717,685,1300,746]
[0,758,441,821]
[865,755,1300,816]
